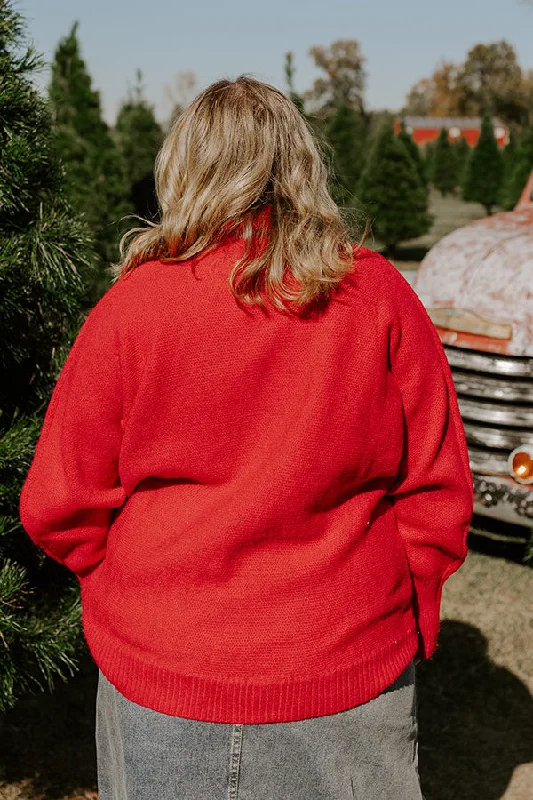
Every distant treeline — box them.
[44,33,533,287]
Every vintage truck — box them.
[413,171,533,534]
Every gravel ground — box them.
[1,546,532,800]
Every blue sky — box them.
[18,0,533,125]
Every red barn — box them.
[394,116,509,148]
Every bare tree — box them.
[404,40,531,125]
[164,69,197,126]
[305,40,367,119]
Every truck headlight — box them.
[508,446,533,485]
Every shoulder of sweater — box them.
[352,246,407,287]
[92,249,423,327]
[348,246,422,313]
[355,249,444,347]
[90,260,169,314]
[95,251,233,304]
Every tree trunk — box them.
[385,242,397,259]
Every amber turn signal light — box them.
[507,446,533,485]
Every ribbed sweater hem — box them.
[82,618,419,724]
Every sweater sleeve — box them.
[19,291,127,580]
[387,273,474,661]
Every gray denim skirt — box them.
[96,661,422,800]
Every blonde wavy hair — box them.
[113,75,366,312]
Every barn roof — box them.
[400,116,507,130]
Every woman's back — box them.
[20,230,472,723]
[19,74,473,797]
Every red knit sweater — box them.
[19,219,474,724]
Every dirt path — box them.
[418,549,533,799]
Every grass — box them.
[366,188,492,271]
[403,189,493,252]
[418,536,533,800]
[1,534,532,800]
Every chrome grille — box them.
[444,345,533,474]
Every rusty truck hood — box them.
[413,206,533,357]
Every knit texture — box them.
[19,220,474,723]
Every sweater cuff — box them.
[412,561,463,660]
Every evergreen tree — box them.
[0,1,95,711]
[48,22,128,299]
[431,128,460,195]
[326,103,366,206]
[358,123,433,257]
[463,113,504,214]
[498,127,517,208]
[454,136,470,186]
[424,140,436,186]
[500,126,533,210]
[114,70,163,221]
[284,51,306,116]
[282,51,333,181]
[397,122,427,187]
